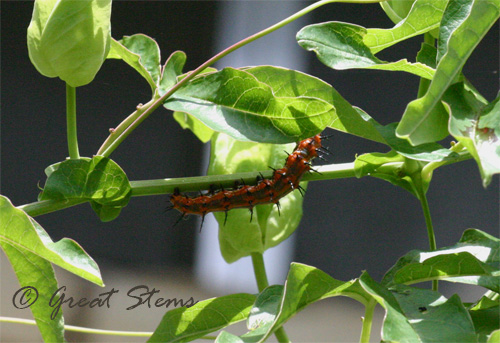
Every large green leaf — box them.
[0,195,103,285]
[366,0,447,53]
[446,83,500,187]
[244,66,386,143]
[382,229,500,292]
[360,272,477,343]
[148,293,256,342]
[297,22,435,79]
[2,245,65,342]
[0,194,104,340]
[397,0,500,145]
[469,296,500,342]
[163,67,336,143]
[107,34,161,93]
[216,263,372,343]
[39,157,131,221]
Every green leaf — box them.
[2,245,65,342]
[163,67,335,144]
[358,106,459,162]
[39,157,131,221]
[0,194,103,284]
[173,111,215,143]
[366,0,447,54]
[447,83,500,187]
[382,229,500,292]
[164,58,216,143]
[380,0,415,24]
[215,286,284,343]
[296,22,435,79]
[469,296,500,341]
[158,50,187,93]
[27,0,112,87]
[207,133,303,263]
[220,263,372,343]
[107,34,161,93]
[488,330,500,343]
[360,272,477,343]
[244,66,386,143]
[397,0,500,145]
[148,293,256,343]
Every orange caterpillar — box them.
[168,134,325,225]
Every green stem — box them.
[421,142,468,182]
[251,252,270,292]
[359,299,376,343]
[251,253,290,343]
[417,187,438,291]
[130,162,356,197]
[0,316,216,339]
[96,0,384,158]
[18,162,355,217]
[66,84,80,159]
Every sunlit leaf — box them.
[297,22,435,79]
[148,293,256,342]
[396,0,500,145]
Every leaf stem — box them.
[96,0,384,157]
[130,162,357,197]
[359,299,376,343]
[251,253,290,343]
[251,252,270,292]
[417,187,438,291]
[0,316,217,339]
[66,84,80,159]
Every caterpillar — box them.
[168,134,326,226]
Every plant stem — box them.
[251,253,290,343]
[66,84,80,159]
[0,316,216,339]
[130,162,356,197]
[417,188,438,291]
[359,299,376,343]
[96,0,384,158]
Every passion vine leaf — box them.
[207,133,302,263]
[217,263,372,343]
[243,66,386,143]
[148,293,256,342]
[446,82,500,187]
[396,0,500,145]
[360,272,477,343]
[366,0,447,54]
[468,296,500,341]
[0,195,103,285]
[39,156,131,222]
[158,50,187,93]
[163,67,335,144]
[0,194,103,341]
[215,286,284,343]
[382,229,500,292]
[107,34,162,94]
[1,244,65,342]
[296,22,435,80]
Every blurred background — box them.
[1,1,498,342]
